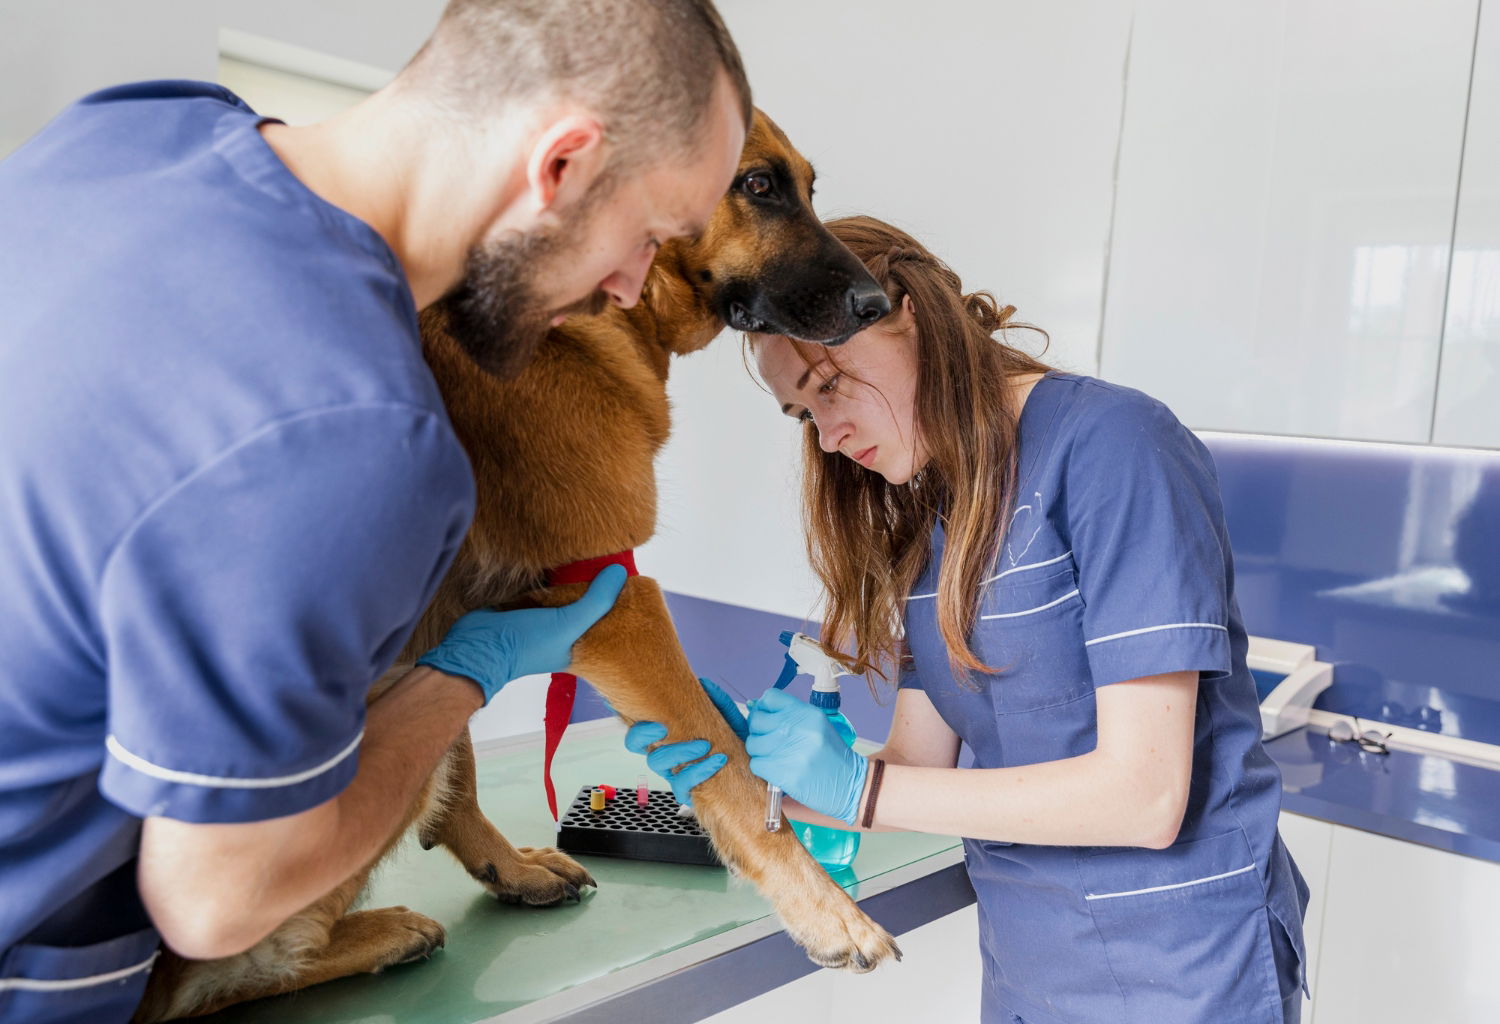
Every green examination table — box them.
[203,720,971,1024]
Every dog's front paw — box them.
[362,906,447,971]
[785,901,903,973]
[473,846,597,907]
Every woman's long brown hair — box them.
[761,215,1053,686]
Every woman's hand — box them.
[624,677,746,805]
[746,688,868,825]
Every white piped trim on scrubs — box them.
[0,952,159,993]
[105,730,363,789]
[907,550,1075,601]
[979,589,1081,620]
[1084,622,1228,647]
[1084,863,1256,901]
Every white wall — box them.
[215,0,444,74]
[0,1,218,155]
[0,2,442,158]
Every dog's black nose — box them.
[850,282,891,327]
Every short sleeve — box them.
[896,647,924,690]
[1066,392,1232,688]
[97,404,473,823]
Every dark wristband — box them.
[860,758,886,829]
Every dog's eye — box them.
[742,173,774,198]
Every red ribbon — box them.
[542,551,638,820]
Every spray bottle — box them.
[764,631,862,871]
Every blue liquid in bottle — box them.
[788,687,861,871]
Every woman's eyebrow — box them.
[795,358,830,392]
[777,356,829,414]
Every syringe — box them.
[762,631,846,833]
[765,785,783,832]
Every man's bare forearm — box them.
[140,666,483,958]
[329,665,484,880]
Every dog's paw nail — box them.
[852,952,871,971]
[582,873,598,889]
[565,884,580,902]
[891,942,904,962]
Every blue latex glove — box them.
[745,687,869,825]
[416,564,628,704]
[624,677,747,805]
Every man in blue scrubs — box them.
[0,2,750,1020]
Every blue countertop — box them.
[1265,725,1500,864]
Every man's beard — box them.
[443,204,610,379]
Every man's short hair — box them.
[402,0,752,171]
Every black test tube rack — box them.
[557,784,723,868]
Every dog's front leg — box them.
[536,574,902,972]
[419,731,597,906]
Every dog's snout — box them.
[850,283,890,328]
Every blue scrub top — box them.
[902,374,1308,1024]
[0,82,474,1021]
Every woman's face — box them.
[754,296,929,485]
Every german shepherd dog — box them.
[134,111,900,1021]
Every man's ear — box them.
[525,114,608,214]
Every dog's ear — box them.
[638,241,723,356]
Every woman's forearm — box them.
[870,751,1186,848]
[771,678,1193,848]
[772,744,910,833]
[777,748,1183,847]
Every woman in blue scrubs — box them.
[634,215,1309,1023]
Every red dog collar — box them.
[542,550,638,820]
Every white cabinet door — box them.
[1315,824,1500,1023]
[1279,812,1333,1023]
[1101,0,1477,443]
[700,905,980,1023]
[1434,1,1500,448]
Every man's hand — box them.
[417,563,627,702]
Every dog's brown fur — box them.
[134,112,898,1022]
